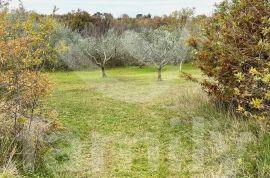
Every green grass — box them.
[35,65,269,177]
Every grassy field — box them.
[39,65,269,177]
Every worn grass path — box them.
[41,65,270,178]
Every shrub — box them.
[195,0,270,119]
[0,6,60,175]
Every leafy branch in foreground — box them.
[195,0,270,120]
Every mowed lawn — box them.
[42,65,270,178]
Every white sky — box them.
[10,0,224,17]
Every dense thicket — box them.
[196,0,270,119]
[0,4,60,176]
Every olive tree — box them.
[80,30,118,77]
[121,31,150,67]
[122,28,189,81]
[55,26,94,70]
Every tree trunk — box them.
[157,67,162,81]
[101,66,107,78]
[179,60,184,72]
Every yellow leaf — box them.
[234,72,244,81]
[234,88,240,95]
[265,91,270,100]
[250,98,263,109]
[262,74,270,83]
[236,105,245,113]
[249,67,261,76]
[17,117,28,124]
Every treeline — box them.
[54,8,201,36]
[44,8,206,70]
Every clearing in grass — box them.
[38,65,270,177]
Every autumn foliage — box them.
[0,7,59,173]
[196,0,270,119]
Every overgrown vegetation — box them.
[195,0,270,119]
[0,3,60,177]
[0,0,270,177]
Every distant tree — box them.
[167,7,195,31]
[136,14,143,18]
[153,16,162,27]
[121,14,129,19]
[90,12,114,36]
[170,7,194,22]
[145,14,152,18]
[0,0,9,7]
[57,9,95,33]
[80,30,118,77]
